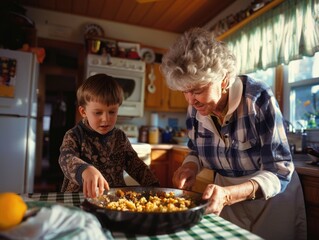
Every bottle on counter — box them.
[148,112,160,144]
[138,126,149,143]
[162,127,173,143]
[308,114,317,129]
[148,126,159,144]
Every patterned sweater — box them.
[59,120,159,192]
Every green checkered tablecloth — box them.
[27,192,263,240]
[27,192,83,207]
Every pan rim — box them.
[82,186,209,215]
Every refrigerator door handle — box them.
[0,114,28,118]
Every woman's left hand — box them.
[172,163,197,190]
[202,184,231,215]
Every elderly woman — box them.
[161,27,306,240]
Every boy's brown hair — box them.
[77,74,123,107]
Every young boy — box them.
[58,74,159,198]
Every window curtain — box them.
[224,0,319,74]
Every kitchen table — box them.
[25,192,263,240]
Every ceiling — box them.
[17,0,235,34]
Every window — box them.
[288,52,319,83]
[285,52,319,130]
[246,67,275,92]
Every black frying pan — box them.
[81,186,209,235]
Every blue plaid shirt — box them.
[184,75,294,199]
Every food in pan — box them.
[82,187,209,235]
[95,189,196,212]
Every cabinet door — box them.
[168,90,188,109]
[169,148,189,187]
[144,63,188,112]
[150,149,169,187]
[144,64,164,109]
[298,174,319,240]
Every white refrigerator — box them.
[0,49,39,194]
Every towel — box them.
[0,205,113,240]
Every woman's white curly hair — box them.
[160,27,237,91]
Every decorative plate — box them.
[84,23,105,38]
[139,48,156,63]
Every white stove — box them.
[86,54,146,117]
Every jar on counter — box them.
[148,127,159,144]
[162,127,173,143]
[138,126,149,143]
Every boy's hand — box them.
[82,166,109,198]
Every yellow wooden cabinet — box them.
[150,149,170,187]
[144,63,188,112]
[169,148,190,187]
[151,146,215,190]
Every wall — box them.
[25,7,179,50]
[204,0,253,31]
[25,3,250,131]
[25,1,254,49]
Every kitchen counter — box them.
[151,144,319,177]
[150,143,188,150]
[293,154,319,177]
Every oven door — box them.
[87,66,145,117]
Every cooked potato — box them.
[99,190,195,213]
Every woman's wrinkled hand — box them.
[82,166,109,198]
[202,184,231,215]
[172,163,197,190]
